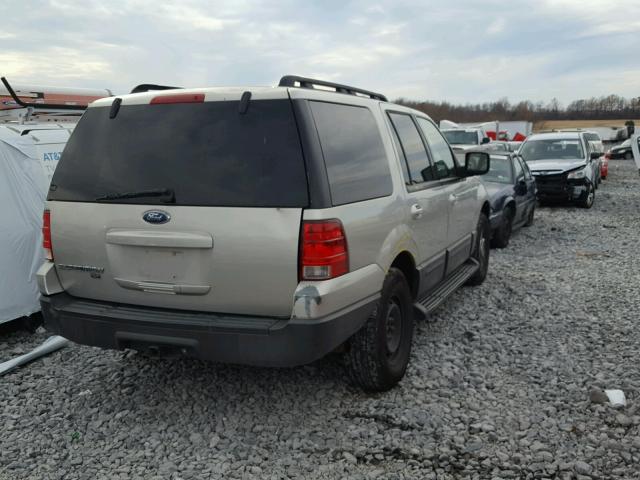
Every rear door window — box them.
[309,101,392,206]
[49,99,309,207]
[416,118,458,180]
[387,113,435,184]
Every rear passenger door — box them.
[385,111,449,294]
[416,118,478,275]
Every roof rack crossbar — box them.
[278,75,387,102]
[130,84,182,94]
[1,77,88,111]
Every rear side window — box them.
[49,99,309,207]
[309,101,392,206]
[416,118,458,179]
[388,113,435,184]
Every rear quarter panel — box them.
[300,95,420,289]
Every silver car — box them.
[519,131,601,208]
[38,75,492,391]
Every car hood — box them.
[525,159,586,173]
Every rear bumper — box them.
[40,292,377,367]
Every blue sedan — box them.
[482,153,537,248]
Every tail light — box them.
[300,220,348,281]
[150,93,205,104]
[43,209,53,260]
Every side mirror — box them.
[481,137,491,144]
[590,152,601,160]
[515,179,527,195]
[464,152,490,176]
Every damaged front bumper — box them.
[533,173,589,202]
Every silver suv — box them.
[519,130,602,208]
[38,76,492,391]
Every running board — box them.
[413,259,479,320]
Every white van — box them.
[0,77,110,325]
[0,123,76,324]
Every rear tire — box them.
[466,213,490,286]
[491,207,513,249]
[346,268,414,392]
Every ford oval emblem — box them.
[142,210,170,224]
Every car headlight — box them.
[567,168,586,180]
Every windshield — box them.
[443,130,479,145]
[520,139,584,161]
[49,100,309,207]
[483,156,513,184]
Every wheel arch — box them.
[503,198,516,215]
[481,201,491,218]
[389,251,419,300]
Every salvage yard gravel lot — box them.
[2,160,640,480]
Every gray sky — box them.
[3,0,639,104]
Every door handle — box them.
[410,204,423,219]
[449,194,458,203]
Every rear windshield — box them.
[49,99,309,207]
[443,130,479,145]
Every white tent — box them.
[0,124,74,323]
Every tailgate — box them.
[50,202,302,317]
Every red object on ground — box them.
[601,152,610,179]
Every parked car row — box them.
[478,128,614,249]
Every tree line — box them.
[395,94,640,123]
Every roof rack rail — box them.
[1,77,88,111]
[278,75,387,102]
[131,84,182,94]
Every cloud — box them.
[0,48,110,80]
[486,17,506,35]
[154,5,238,32]
[1,0,638,103]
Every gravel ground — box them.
[2,159,640,480]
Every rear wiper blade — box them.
[95,188,175,202]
